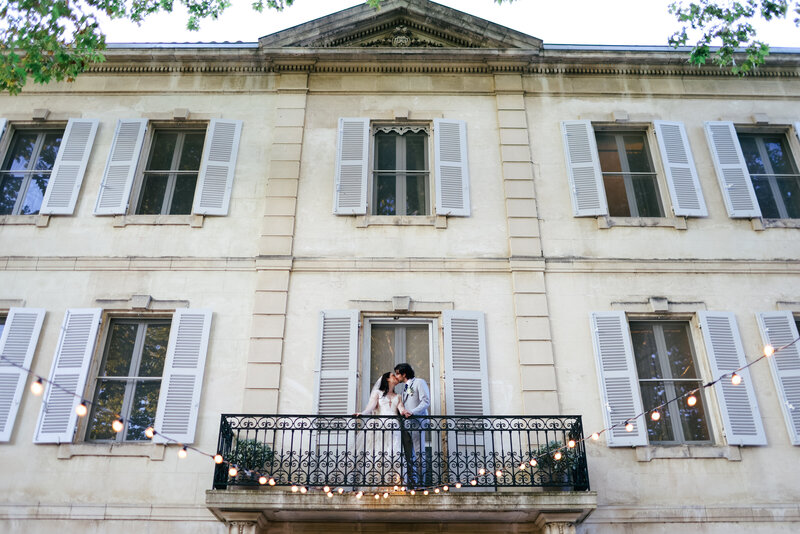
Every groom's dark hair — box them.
[394,362,415,379]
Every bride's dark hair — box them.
[377,371,392,397]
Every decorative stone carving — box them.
[375,125,429,135]
[361,25,443,48]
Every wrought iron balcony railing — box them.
[213,414,589,492]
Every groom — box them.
[394,363,430,488]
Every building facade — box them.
[0,0,799,532]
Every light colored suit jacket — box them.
[402,377,430,416]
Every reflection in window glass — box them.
[739,132,800,219]
[369,323,430,396]
[596,130,663,218]
[136,130,205,215]
[373,130,429,216]
[87,319,169,442]
[0,130,63,215]
[630,321,711,444]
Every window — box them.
[738,132,800,219]
[596,130,663,217]
[0,129,64,215]
[372,127,429,215]
[366,320,433,402]
[629,321,711,444]
[135,129,206,215]
[86,319,170,442]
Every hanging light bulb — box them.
[529,459,538,467]
[470,479,477,486]
[356,491,363,499]
[434,488,440,494]
[178,446,188,459]
[145,427,155,439]
[374,493,380,500]
[400,486,406,492]
[567,440,576,448]
[393,485,399,491]
[519,463,527,470]
[213,454,223,464]
[269,478,276,486]
[30,377,44,396]
[228,466,238,477]
[442,485,449,492]
[591,432,599,441]
[650,411,661,422]
[410,490,416,495]
[323,486,330,493]
[327,491,334,498]
[75,401,88,417]
[478,468,486,475]
[454,483,462,489]
[337,487,344,494]
[495,470,503,477]
[731,372,742,385]
[625,421,634,432]
[553,451,562,461]
[111,417,124,433]
[764,344,775,357]
[291,485,298,492]
[687,395,697,407]
[300,486,307,494]
[259,476,267,485]
[383,492,389,499]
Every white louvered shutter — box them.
[703,121,761,218]
[94,119,147,215]
[443,311,490,415]
[0,308,45,442]
[434,119,470,216]
[153,309,212,445]
[653,120,708,217]
[698,311,766,445]
[314,311,358,414]
[192,119,242,216]
[589,312,647,447]
[561,121,607,216]
[40,118,99,215]
[756,312,800,445]
[333,118,369,215]
[34,309,101,444]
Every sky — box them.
[101,0,800,48]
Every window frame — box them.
[593,125,665,218]
[129,122,208,216]
[735,127,800,220]
[368,123,432,217]
[84,316,171,443]
[0,123,66,216]
[629,319,713,446]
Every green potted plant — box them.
[230,438,274,478]
[533,440,579,489]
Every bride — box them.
[355,372,406,485]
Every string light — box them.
[591,432,599,441]
[269,478,276,486]
[434,488,440,494]
[374,494,380,500]
[75,401,88,417]
[455,483,462,489]
[687,395,697,407]
[495,470,502,477]
[356,491,363,499]
[553,451,562,461]
[442,485,449,491]
[478,468,485,475]
[410,490,416,495]
[529,459,538,467]
[567,440,576,448]
[145,427,155,439]
[423,490,429,495]
[327,491,333,498]
[323,486,330,493]
[731,372,742,385]
[213,454,223,464]
[228,466,237,477]
[470,479,477,486]
[291,485,298,492]
[259,476,268,485]
[383,492,389,499]
[30,377,44,396]
[111,418,124,433]
[300,486,307,494]
[178,446,188,459]
[624,421,634,432]
[650,411,661,421]
[764,344,775,357]
[337,487,343,494]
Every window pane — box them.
[375,174,396,215]
[622,134,652,173]
[169,174,197,215]
[751,175,781,218]
[139,323,169,377]
[137,173,169,214]
[406,174,427,216]
[34,133,63,170]
[739,136,766,175]
[19,173,49,215]
[0,316,5,338]
[3,133,38,171]
[674,382,711,442]
[661,324,698,379]
[0,173,23,214]
[595,133,622,173]
[375,134,396,171]
[87,379,126,440]
[405,134,426,171]
[763,136,795,175]
[126,380,161,441]
[147,132,179,171]
[776,176,800,218]
[370,325,396,388]
[631,323,661,379]
[405,326,430,385]
[102,323,138,377]
[602,175,631,217]
[179,132,205,171]
[640,381,675,442]
[631,175,663,217]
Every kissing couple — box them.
[356,363,431,487]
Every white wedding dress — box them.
[358,390,403,485]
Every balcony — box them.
[206,414,597,530]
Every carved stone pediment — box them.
[359,25,443,48]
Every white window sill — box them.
[113,214,204,228]
[597,216,687,230]
[355,215,447,228]
[0,214,50,227]
[635,444,741,462]
[57,442,166,460]
[752,218,800,231]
